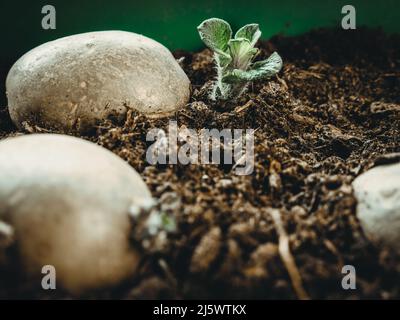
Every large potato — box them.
[6,31,191,133]
[0,134,152,294]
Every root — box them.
[269,209,310,300]
[0,220,15,266]
[0,221,14,249]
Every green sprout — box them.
[197,18,283,101]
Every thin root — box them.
[269,209,310,300]
[0,220,14,249]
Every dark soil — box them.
[1,28,400,299]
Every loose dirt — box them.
[1,28,399,299]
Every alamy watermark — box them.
[41,5,56,30]
[41,265,56,290]
[146,121,255,175]
[342,5,356,30]
[40,4,355,31]
[341,265,356,290]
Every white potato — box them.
[0,134,152,294]
[353,162,400,252]
[6,31,191,133]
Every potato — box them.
[0,134,152,294]
[353,162,400,252]
[6,31,191,133]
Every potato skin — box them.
[0,134,152,294]
[353,163,400,253]
[6,31,191,133]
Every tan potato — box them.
[0,134,152,294]
[6,31,191,133]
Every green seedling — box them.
[197,18,283,100]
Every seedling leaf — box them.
[228,38,258,69]
[235,24,261,46]
[197,18,283,100]
[223,52,283,83]
[197,18,232,53]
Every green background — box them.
[0,0,399,105]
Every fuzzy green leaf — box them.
[228,38,258,69]
[197,18,232,53]
[215,51,232,67]
[251,52,283,72]
[235,24,261,46]
[222,52,283,83]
